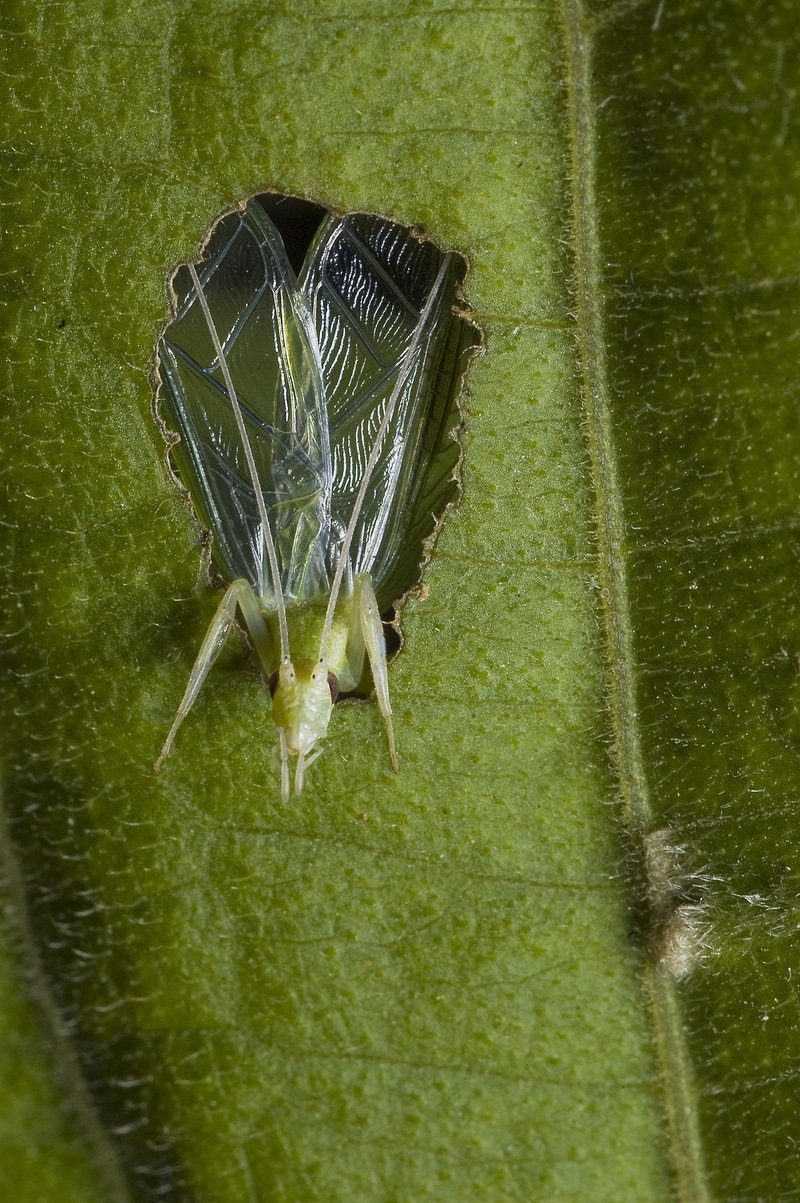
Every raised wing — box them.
[157,201,331,606]
[301,214,478,611]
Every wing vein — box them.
[317,252,453,663]
[187,261,291,663]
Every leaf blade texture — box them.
[2,0,800,1199]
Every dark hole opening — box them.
[382,608,402,658]
[254,193,328,274]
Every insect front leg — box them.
[155,578,272,771]
[352,573,399,772]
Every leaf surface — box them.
[2,0,799,1199]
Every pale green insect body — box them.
[268,595,382,795]
[154,196,477,797]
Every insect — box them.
[154,197,476,798]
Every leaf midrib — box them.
[559,1,712,1199]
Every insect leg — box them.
[234,584,274,676]
[354,573,399,772]
[295,746,323,796]
[279,728,290,803]
[155,578,266,771]
[339,593,366,693]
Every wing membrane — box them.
[157,202,331,605]
[302,214,477,610]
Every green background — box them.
[2,0,799,1198]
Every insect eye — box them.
[268,670,280,697]
[327,672,340,703]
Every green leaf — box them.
[0,830,124,1203]
[2,0,798,1199]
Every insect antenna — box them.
[187,261,292,665]
[317,252,453,666]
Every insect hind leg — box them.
[353,573,398,772]
[155,578,270,771]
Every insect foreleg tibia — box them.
[155,578,273,771]
[352,573,399,772]
[295,746,323,796]
[278,728,290,804]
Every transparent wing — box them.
[157,201,331,605]
[301,214,478,611]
